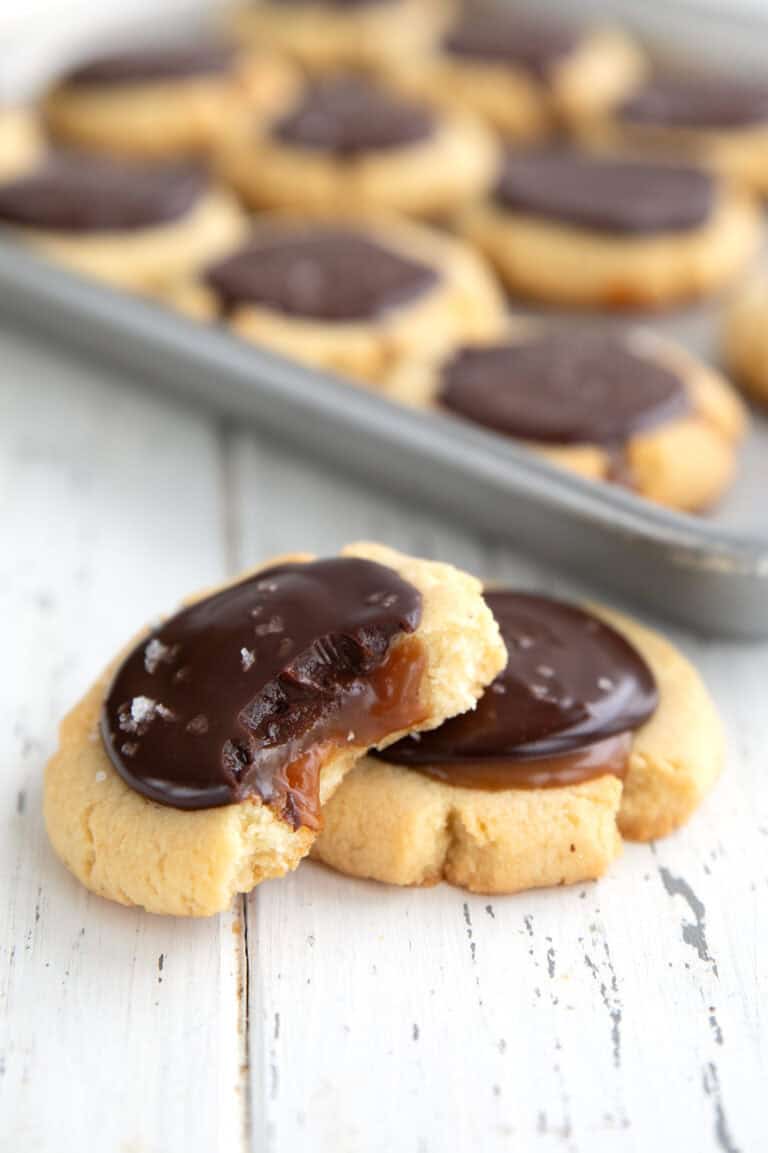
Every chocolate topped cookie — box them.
[62,44,236,87]
[442,8,578,79]
[619,75,768,131]
[438,332,690,445]
[494,149,714,234]
[0,154,207,232]
[204,228,440,321]
[44,543,507,914]
[380,591,657,789]
[102,557,423,821]
[273,77,435,155]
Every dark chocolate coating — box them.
[380,591,658,769]
[438,331,690,445]
[443,8,578,78]
[620,75,768,130]
[204,227,440,321]
[62,44,235,87]
[273,77,435,154]
[494,149,714,234]
[101,558,422,822]
[0,154,207,232]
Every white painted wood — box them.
[1,345,766,1153]
[0,326,244,1153]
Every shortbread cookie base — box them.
[312,605,723,892]
[0,107,43,180]
[724,273,768,403]
[461,187,761,309]
[391,27,644,141]
[229,0,447,72]
[172,215,506,384]
[44,542,506,916]
[15,188,247,292]
[44,53,298,158]
[217,108,497,221]
[385,326,748,512]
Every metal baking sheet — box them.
[1,241,766,638]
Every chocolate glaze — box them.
[273,77,435,154]
[63,44,234,87]
[443,8,578,78]
[439,332,690,445]
[101,558,424,826]
[204,227,440,321]
[495,149,714,234]
[620,75,768,131]
[379,591,658,789]
[0,154,207,232]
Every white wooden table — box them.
[1,319,766,1153]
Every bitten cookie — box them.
[577,74,768,197]
[386,325,748,512]
[390,4,644,141]
[44,41,297,159]
[0,107,43,180]
[230,0,448,73]
[313,591,724,893]
[461,148,761,309]
[0,153,246,292]
[172,216,505,384]
[724,273,768,405]
[216,75,497,220]
[44,543,506,916]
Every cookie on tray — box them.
[0,152,246,291]
[724,273,768,405]
[313,590,724,893]
[576,73,768,196]
[385,325,748,512]
[0,107,43,180]
[173,216,506,384]
[216,74,497,220]
[390,4,644,141]
[460,148,762,309]
[229,0,448,73]
[44,543,507,916]
[44,41,297,159]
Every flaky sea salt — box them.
[94,770,107,783]
[144,638,174,675]
[118,696,174,734]
[597,677,614,692]
[240,647,256,671]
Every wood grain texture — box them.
[1,336,766,1152]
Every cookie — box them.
[0,107,43,180]
[230,0,448,73]
[386,325,748,512]
[216,75,497,220]
[390,5,644,141]
[44,543,506,916]
[0,153,246,292]
[313,591,724,893]
[44,41,297,159]
[577,74,768,196]
[172,216,506,384]
[461,148,762,309]
[724,273,768,405]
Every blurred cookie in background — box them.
[724,273,768,405]
[576,73,768,196]
[0,152,246,291]
[0,107,43,180]
[385,325,748,512]
[217,74,497,220]
[461,148,762,309]
[44,40,298,159]
[172,216,505,384]
[389,2,644,142]
[230,0,450,73]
